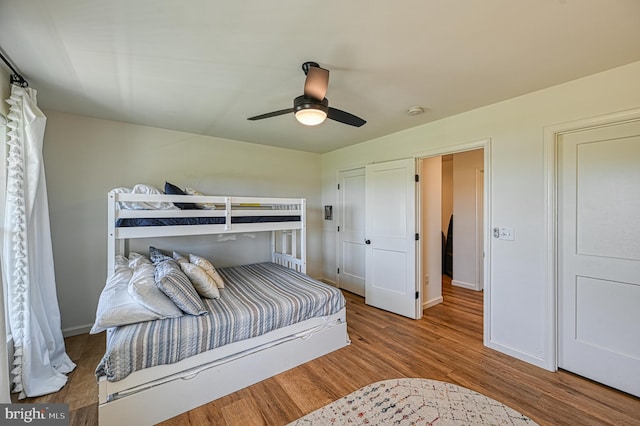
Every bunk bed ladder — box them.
[270,199,306,273]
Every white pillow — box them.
[112,184,178,210]
[184,186,217,209]
[180,262,220,299]
[114,254,128,269]
[189,254,225,288]
[91,261,162,334]
[128,263,184,317]
[128,252,152,269]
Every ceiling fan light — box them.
[295,108,327,126]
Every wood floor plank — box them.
[274,368,334,413]
[15,277,640,425]
[221,396,267,426]
[68,402,98,426]
[248,379,301,425]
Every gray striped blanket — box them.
[96,262,345,382]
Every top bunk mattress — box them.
[96,262,345,382]
[116,215,300,227]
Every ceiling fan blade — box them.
[247,108,294,121]
[303,66,329,101]
[327,107,366,127]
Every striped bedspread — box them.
[96,262,345,382]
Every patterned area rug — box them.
[289,378,538,425]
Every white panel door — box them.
[365,158,419,319]
[558,120,640,397]
[337,168,366,296]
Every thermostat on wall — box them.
[324,205,333,220]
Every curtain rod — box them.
[0,50,28,87]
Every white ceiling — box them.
[1,1,639,153]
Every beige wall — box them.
[421,156,442,307]
[321,60,640,368]
[441,156,453,235]
[0,67,9,115]
[42,111,322,334]
[452,149,484,289]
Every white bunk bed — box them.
[98,191,350,426]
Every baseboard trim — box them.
[423,296,443,309]
[486,339,548,371]
[63,324,93,337]
[452,279,479,291]
[319,278,337,287]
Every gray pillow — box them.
[154,259,207,316]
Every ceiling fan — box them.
[247,61,366,127]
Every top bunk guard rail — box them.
[114,193,303,206]
[107,192,306,275]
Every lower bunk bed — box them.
[95,189,350,425]
[97,262,347,425]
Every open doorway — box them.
[420,148,485,318]
[335,141,490,325]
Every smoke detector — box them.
[407,106,424,116]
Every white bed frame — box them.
[99,191,350,426]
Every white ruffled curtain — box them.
[1,85,75,398]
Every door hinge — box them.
[337,268,340,274]
[337,226,340,232]
[415,233,419,241]
[415,291,419,299]
[337,183,340,190]
[415,174,419,182]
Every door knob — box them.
[365,239,371,245]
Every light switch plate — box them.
[498,227,514,240]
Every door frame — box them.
[335,166,366,295]
[475,168,484,291]
[543,107,640,372]
[415,138,491,346]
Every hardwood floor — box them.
[16,277,640,425]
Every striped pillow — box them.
[154,260,207,316]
